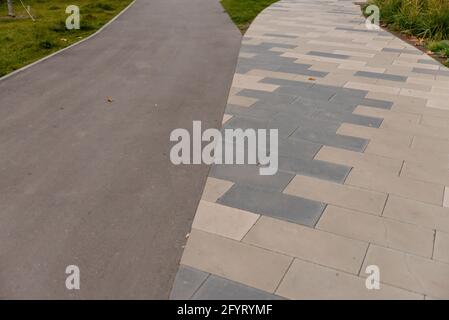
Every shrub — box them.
[369,0,449,40]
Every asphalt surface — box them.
[0,0,241,299]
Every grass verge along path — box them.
[0,0,132,77]
[221,0,278,33]
[365,0,449,66]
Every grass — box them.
[221,0,279,33]
[0,0,132,77]
[365,0,449,65]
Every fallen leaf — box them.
[107,97,114,103]
[308,77,316,81]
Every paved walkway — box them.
[172,0,449,299]
[0,0,241,298]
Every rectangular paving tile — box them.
[382,47,421,55]
[218,184,325,226]
[170,265,209,300]
[232,74,279,92]
[346,169,444,205]
[401,161,449,186]
[412,67,439,75]
[276,258,422,300]
[243,216,368,274]
[317,206,434,258]
[307,50,351,59]
[365,140,449,168]
[193,200,259,240]
[264,33,297,39]
[210,164,294,192]
[237,89,298,104]
[383,195,449,233]
[181,229,293,293]
[290,117,368,152]
[315,146,402,174]
[284,175,387,215]
[192,275,285,300]
[224,114,298,138]
[362,245,449,299]
[354,71,407,82]
[278,156,351,183]
[201,177,234,203]
[278,138,321,161]
[434,231,449,264]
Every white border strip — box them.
[0,0,137,82]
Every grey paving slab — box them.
[210,164,294,192]
[226,104,280,120]
[330,94,393,110]
[264,33,297,39]
[276,65,328,77]
[307,51,350,59]
[224,115,299,138]
[237,89,298,104]
[278,156,351,183]
[289,116,368,151]
[192,275,285,300]
[382,47,421,55]
[278,138,322,161]
[418,59,440,65]
[412,67,439,75]
[170,265,209,300]
[354,71,407,82]
[218,184,325,226]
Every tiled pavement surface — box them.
[171,0,449,299]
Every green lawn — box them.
[0,0,132,77]
[221,0,279,33]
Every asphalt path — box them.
[0,0,241,299]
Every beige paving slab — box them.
[434,231,449,264]
[243,216,368,274]
[383,195,449,233]
[412,135,449,153]
[314,145,402,175]
[401,161,449,186]
[365,92,428,110]
[381,119,449,140]
[365,140,449,168]
[246,68,298,81]
[317,206,434,258]
[181,229,293,293]
[201,177,234,202]
[276,258,423,300]
[393,103,449,118]
[421,115,449,128]
[344,81,400,95]
[362,245,449,299]
[231,74,279,92]
[346,169,444,205]
[284,175,387,215]
[192,200,259,240]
